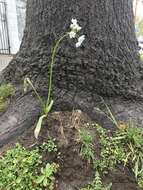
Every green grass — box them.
[78,122,143,189]
[91,123,143,188]
[0,83,15,99]
[79,129,95,164]
[0,83,15,112]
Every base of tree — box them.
[1,86,143,146]
[0,111,141,190]
[0,93,41,147]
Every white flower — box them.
[71,18,77,25]
[76,35,85,47]
[70,18,82,32]
[68,18,85,47]
[69,31,76,39]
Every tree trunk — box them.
[0,0,143,145]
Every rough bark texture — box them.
[2,0,140,95]
[0,0,143,144]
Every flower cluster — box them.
[69,18,85,47]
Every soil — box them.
[0,110,142,190]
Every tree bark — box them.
[0,0,143,145]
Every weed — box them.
[0,83,15,99]
[40,136,58,152]
[90,123,143,188]
[79,129,95,164]
[119,126,143,185]
[94,98,118,128]
[0,144,41,190]
[35,163,59,189]
[0,83,15,112]
[80,171,112,190]
[0,144,58,190]
[94,124,126,173]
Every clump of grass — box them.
[78,117,143,189]
[0,83,15,99]
[0,83,15,112]
[89,123,143,188]
[93,123,127,173]
[79,129,95,164]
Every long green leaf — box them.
[134,157,139,179]
[34,114,46,139]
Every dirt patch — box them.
[0,110,142,190]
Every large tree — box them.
[0,0,142,145]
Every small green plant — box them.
[0,83,15,112]
[24,19,85,139]
[94,124,126,173]
[35,163,59,189]
[90,123,143,188]
[40,136,58,152]
[119,126,143,185]
[80,171,112,190]
[0,83,15,99]
[0,144,41,190]
[79,129,95,164]
[0,144,58,190]
[94,99,118,128]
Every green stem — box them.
[46,33,68,108]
